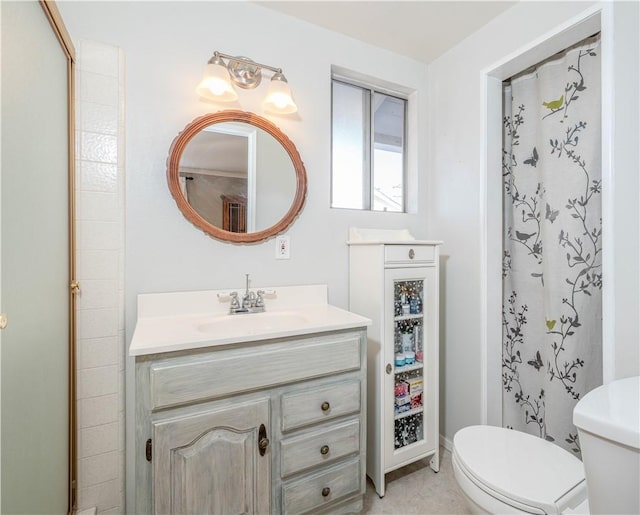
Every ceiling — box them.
[257,1,517,64]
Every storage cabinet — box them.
[135,330,367,514]
[348,231,441,497]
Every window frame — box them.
[331,76,408,213]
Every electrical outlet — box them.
[275,235,290,259]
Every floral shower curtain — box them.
[502,35,602,456]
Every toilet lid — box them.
[453,425,585,514]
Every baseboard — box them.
[77,507,97,515]
[439,433,453,452]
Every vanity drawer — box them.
[281,419,360,478]
[149,333,361,410]
[282,458,361,515]
[281,380,361,432]
[384,244,434,265]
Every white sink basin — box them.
[196,311,310,335]
[129,285,371,356]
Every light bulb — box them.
[263,73,297,114]
[196,60,237,102]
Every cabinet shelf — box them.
[394,361,423,374]
[394,314,423,322]
[394,406,423,420]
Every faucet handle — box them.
[217,291,240,307]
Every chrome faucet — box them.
[241,274,254,310]
[218,274,272,314]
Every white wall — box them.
[427,1,639,443]
[57,2,429,511]
[58,1,429,308]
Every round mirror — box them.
[167,110,307,243]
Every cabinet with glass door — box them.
[348,230,441,498]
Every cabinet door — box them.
[153,398,270,515]
[384,267,436,469]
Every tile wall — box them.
[75,40,125,514]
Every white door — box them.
[153,398,271,514]
[1,1,71,511]
[384,266,435,470]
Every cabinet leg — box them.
[369,472,385,498]
[430,454,440,473]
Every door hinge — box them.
[70,478,78,513]
[146,438,152,462]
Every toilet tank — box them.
[573,376,640,515]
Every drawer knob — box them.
[386,363,392,375]
[321,487,331,497]
[321,401,330,412]
[409,248,415,259]
[320,445,330,455]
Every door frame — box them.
[37,2,77,511]
[479,4,610,426]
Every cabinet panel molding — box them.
[153,399,270,514]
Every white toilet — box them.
[452,376,639,514]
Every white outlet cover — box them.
[275,235,290,259]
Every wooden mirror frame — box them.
[167,110,307,243]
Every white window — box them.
[331,78,407,212]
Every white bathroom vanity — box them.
[130,285,370,514]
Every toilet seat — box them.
[453,425,587,514]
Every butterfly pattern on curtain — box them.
[502,35,602,456]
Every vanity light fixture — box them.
[196,51,298,114]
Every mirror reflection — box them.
[178,122,296,233]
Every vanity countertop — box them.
[129,285,371,356]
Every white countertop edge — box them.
[130,317,369,357]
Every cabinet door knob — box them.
[386,363,392,375]
[409,248,415,259]
[320,445,330,455]
[321,487,331,497]
[321,401,330,412]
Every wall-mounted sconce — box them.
[196,51,298,114]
